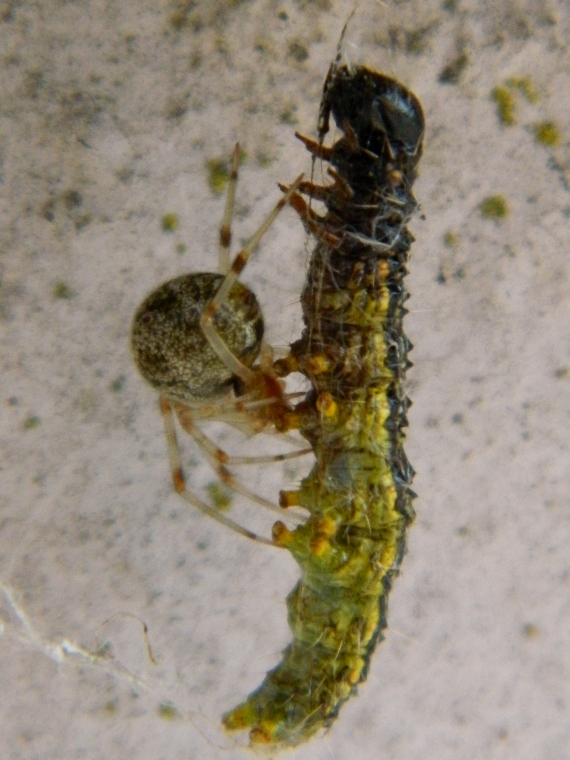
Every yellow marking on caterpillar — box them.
[316,392,338,419]
[305,354,331,375]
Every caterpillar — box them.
[221,61,425,746]
[131,43,424,752]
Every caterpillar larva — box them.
[222,59,424,747]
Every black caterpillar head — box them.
[319,65,424,174]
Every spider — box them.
[131,146,309,545]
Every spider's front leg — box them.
[200,171,304,386]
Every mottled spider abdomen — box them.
[131,272,264,403]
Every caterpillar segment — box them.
[223,64,424,747]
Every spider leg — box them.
[180,406,311,463]
[160,397,279,546]
[218,144,240,275]
[200,173,304,384]
[185,391,302,422]
[174,403,308,523]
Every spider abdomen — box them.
[131,272,264,403]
